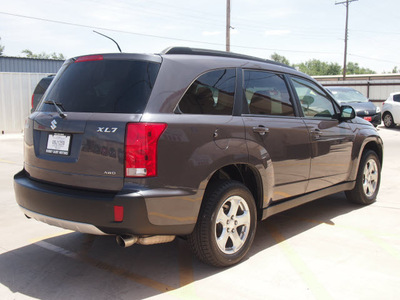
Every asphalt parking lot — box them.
[0,126,399,300]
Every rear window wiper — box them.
[44,100,67,118]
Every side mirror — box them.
[340,105,356,121]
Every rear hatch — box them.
[24,54,161,191]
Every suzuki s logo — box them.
[97,127,118,133]
[50,120,57,130]
[364,111,369,115]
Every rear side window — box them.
[178,69,235,115]
[39,60,160,113]
[393,94,400,102]
[243,70,294,116]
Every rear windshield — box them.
[39,59,160,113]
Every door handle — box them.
[253,126,269,136]
[310,129,322,140]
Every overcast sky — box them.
[0,0,399,73]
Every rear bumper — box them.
[21,206,108,235]
[14,170,196,236]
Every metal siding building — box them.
[0,57,64,133]
[0,72,52,133]
[314,74,400,108]
[0,56,64,73]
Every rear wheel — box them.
[345,150,381,205]
[188,181,257,267]
[383,112,395,128]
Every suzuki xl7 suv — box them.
[14,47,383,267]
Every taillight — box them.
[31,94,34,110]
[74,55,104,63]
[125,123,167,177]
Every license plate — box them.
[364,117,372,122]
[46,133,71,155]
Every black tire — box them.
[345,150,381,205]
[188,180,257,267]
[383,112,395,128]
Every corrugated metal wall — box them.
[0,72,50,133]
[0,56,64,73]
[317,79,400,109]
[314,74,400,105]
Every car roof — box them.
[158,47,308,80]
[162,47,295,69]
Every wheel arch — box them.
[362,140,383,166]
[203,164,264,220]
[349,137,383,181]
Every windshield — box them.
[39,59,160,113]
[329,88,368,103]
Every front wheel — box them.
[345,150,381,205]
[188,181,257,267]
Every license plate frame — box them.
[46,133,71,156]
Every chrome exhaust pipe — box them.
[137,235,175,245]
[116,235,175,247]
[116,235,138,248]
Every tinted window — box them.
[393,94,400,102]
[291,77,335,119]
[244,70,294,116]
[39,60,160,113]
[178,69,235,115]
[34,77,53,95]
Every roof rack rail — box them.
[161,47,294,69]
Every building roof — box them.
[0,56,64,73]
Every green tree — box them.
[295,59,341,76]
[346,62,375,75]
[21,49,65,60]
[0,37,4,56]
[270,52,290,65]
[392,66,399,73]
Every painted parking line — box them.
[178,239,194,287]
[31,233,199,298]
[281,214,400,262]
[267,223,334,300]
[0,158,22,165]
[35,240,175,292]
[29,230,74,244]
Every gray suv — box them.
[14,47,383,267]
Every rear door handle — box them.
[253,126,269,136]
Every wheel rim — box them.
[362,159,379,197]
[215,195,251,254]
[384,114,392,127]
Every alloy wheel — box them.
[215,195,251,254]
[362,158,378,197]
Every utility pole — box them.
[226,0,231,52]
[336,0,358,80]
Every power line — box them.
[0,11,339,55]
[348,54,400,65]
[38,0,347,39]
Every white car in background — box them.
[382,92,400,128]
